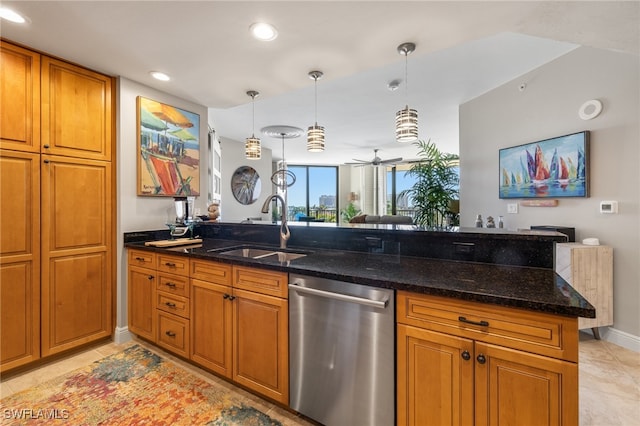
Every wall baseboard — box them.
[582,327,640,352]
[113,326,133,344]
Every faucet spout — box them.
[261,194,290,249]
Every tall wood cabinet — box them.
[397,291,579,426]
[556,243,613,339]
[0,40,115,370]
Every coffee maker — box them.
[168,196,195,238]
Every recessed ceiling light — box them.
[150,71,170,81]
[0,7,27,23]
[250,22,278,41]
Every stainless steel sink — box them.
[217,246,307,262]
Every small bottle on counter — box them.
[498,216,504,228]
[475,214,483,227]
[486,216,496,228]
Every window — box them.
[287,166,338,223]
[386,165,418,218]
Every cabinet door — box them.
[232,288,288,404]
[0,42,40,152]
[41,156,112,355]
[0,150,40,371]
[474,342,578,426]
[190,279,232,378]
[41,57,113,160]
[397,324,474,426]
[128,265,156,341]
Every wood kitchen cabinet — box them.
[41,56,113,161]
[397,291,579,426]
[0,41,115,370]
[190,259,233,377]
[0,150,40,371]
[41,155,113,356]
[188,260,289,404]
[155,254,190,358]
[127,249,157,342]
[0,42,40,152]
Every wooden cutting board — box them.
[145,238,203,247]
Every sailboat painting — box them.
[499,131,589,199]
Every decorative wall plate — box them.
[231,166,261,205]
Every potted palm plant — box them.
[400,140,459,228]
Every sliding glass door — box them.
[288,165,338,223]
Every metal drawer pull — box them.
[165,331,176,337]
[164,262,176,267]
[458,316,489,327]
[148,275,154,280]
[165,282,176,288]
[288,284,388,308]
[165,302,176,308]
[135,257,145,261]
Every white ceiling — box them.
[2,1,637,164]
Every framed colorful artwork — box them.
[137,96,200,196]
[499,131,589,199]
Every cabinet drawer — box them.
[157,272,189,297]
[157,254,189,276]
[233,266,288,298]
[191,259,232,285]
[129,249,156,269]
[157,292,189,318]
[157,311,189,358]
[397,291,578,362]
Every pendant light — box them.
[307,70,325,152]
[395,42,418,143]
[245,90,261,159]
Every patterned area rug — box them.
[1,345,282,425]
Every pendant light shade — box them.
[245,90,261,159]
[307,70,325,152]
[395,42,418,143]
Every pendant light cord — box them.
[251,95,256,137]
[314,76,318,125]
[404,51,408,106]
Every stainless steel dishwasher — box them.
[289,273,395,426]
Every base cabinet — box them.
[127,251,156,342]
[397,291,579,426]
[189,260,289,404]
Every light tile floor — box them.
[1,333,638,425]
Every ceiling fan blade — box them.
[378,157,403,164]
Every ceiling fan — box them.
[347,149,403,167]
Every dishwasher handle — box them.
[289,283,388,308]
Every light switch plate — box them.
[507,203,518,214]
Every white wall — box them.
[116,78,209,335]
[459,47,640,343]
[215,135,274,222]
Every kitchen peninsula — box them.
[125,222,594,426]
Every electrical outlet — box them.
[507,203,518,214]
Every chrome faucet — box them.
[261,194,290,249]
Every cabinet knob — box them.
[43,144,50,149]
[147,275,154,280]
[228,295,236,301]
[477,354,487,364]
[43,159,50,164]
[223,294,230,299]
[461,350,471,361]
[165,331,176,337]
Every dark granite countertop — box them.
[126,237,595,319]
